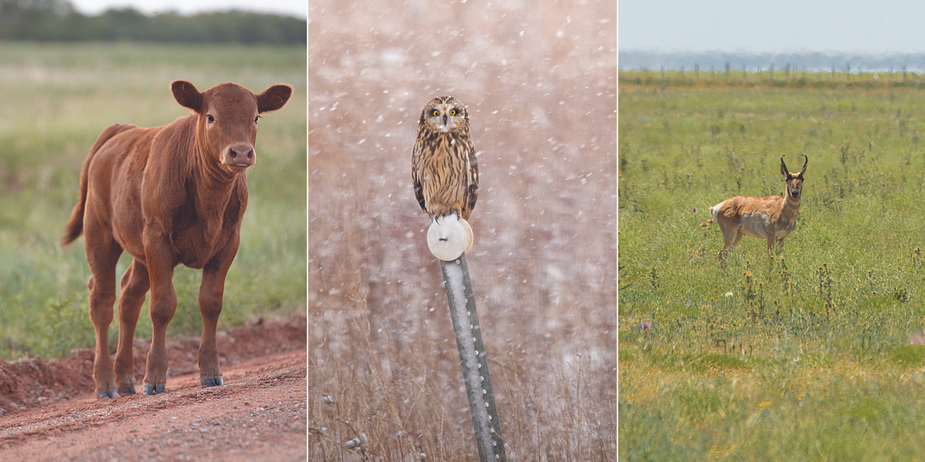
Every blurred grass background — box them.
[620,68,925,460]
[0,42,305,360]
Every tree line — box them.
[0,0,305,45]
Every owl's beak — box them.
[442,114,447,126]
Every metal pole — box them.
[440,254,507,461]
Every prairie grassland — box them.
[308,0,616,459]
[0,43,306,360]
[620,69,925,460]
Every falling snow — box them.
[308,0,616,458]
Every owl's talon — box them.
[427,215,474,261]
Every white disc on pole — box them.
[427,214,474,261]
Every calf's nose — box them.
[226,145,256,168]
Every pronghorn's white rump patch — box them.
[709,200,726,220]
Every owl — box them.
[412,96,479,222]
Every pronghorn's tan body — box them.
[710,155,807,262]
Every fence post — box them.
[428,216,506,461]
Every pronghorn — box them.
[710,155,807,262]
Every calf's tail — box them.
[61,124,134,246]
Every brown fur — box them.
[62,80,292,398]
[710,155,807,263]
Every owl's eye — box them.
[432,109,440,117]
[449,109,457,116]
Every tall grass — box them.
[308,0,616,459]
[0,42,306,360]
[620,72,925,460]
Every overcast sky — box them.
[620,0,925,54]
[70,0,306,18]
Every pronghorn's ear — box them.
[780,155,789,178]
[799,155,808,177]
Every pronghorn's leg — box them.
[732,232,744,248]
[767,236,788,257]
[765,235,779,270]
[722,232,744,268]
[718,225,740,262]
[729,229,744,254]
[718,227,732,261]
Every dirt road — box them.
[0,314,306,461]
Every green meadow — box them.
[620,70,925,460]
[0,43,305,360]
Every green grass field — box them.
[0,43,305,360]
[620,70,925,460]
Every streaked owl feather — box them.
[412,96,479,221]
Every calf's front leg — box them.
[197,268,226,387]
[197,241,239,387]
[142,237,177,395]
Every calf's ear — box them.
[257,84,293,113]
[171,80,203,112]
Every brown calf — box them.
[62,80,292,398]
[710,155,808,263]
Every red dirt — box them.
[0,314,306,461]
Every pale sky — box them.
[70,0,306,18]
[620,0,925,54]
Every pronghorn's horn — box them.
[780,155,789,177]
[800,154,808,176]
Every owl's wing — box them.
[464,139,478,219]
[412,139,428,213]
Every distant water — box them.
[620,50,925,73]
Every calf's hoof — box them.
[143,383,166,395]
[201,376,224,387]
[118,385,136,396]
[96,389,117,400]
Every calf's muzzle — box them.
[225,144,256,169]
